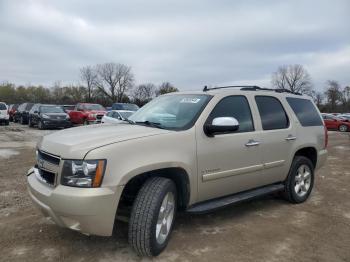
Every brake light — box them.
[324,124,328,148]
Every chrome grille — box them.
[36,150,60,186]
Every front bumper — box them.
[27,167,123,236]
[42,119,71,128]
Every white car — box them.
[0,102,9,125]
[101,110,134,124]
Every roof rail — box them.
[203,85,302,95]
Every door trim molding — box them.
[202,164,264,182]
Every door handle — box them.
[245,139,260,147]
[285,135,297,141]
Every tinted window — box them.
[0,103,7,110]
[255,96,289,130]
[208,96,254,133]
[286,97,323,126]
[112,103,139,111]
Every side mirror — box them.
[34,110,39,114]
[204,117,239,136]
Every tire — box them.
[83,119,89,125]
[129,177,177,257]
[38,121,45,130]
[339,124,348,132]
[20,116,25,125]
[284,156,314,204]
[28,118,33,127]
[5,120,9,126]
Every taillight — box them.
[324,124,328,148]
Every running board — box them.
[186,183,284,214]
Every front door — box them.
[196,95,263,202]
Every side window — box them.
[255,96,289,130]
[208,96,254,133]
[286,97,323,126]
[106,111,113,117]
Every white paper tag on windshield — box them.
[180,98,201,103]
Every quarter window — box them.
[208,96,254,133]
[255,96,289,130]
[286,97,323,126]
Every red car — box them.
[68,103,106,125]
[322,113,350,132]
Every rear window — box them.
[286,97,323,126]
[0,103,7,110]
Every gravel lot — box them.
[1,123,350,262]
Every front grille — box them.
[52,116,65,120]
[38,168,56,185]
[96,114,104,120]
[37,150,60,165]
[36,150,60,186]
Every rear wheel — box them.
[284,156,314,204]
[339,124,348,132]
[128,177,177,256]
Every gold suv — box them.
[27,86,328,256]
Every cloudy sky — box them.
[0,0,349,91]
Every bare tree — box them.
[132,83,156,106]
[156,82,179,96]
[95,63,134,102]
[324,80,342,111]
[311,91,324,108]
[80,66,97,102]
[272,64,313,94]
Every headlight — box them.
[61,159,106,188]
[42,114,50,119]
[89,113,97,118]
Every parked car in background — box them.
[101,110,134,124]
[111,103,139,111]
[68,103,106,125]
[61,105,75,113]
[338,114,350,121]
[8,104,19,122]
[14,103,34,124]
[28,104,71,130]
[0,102,9,125]
[322,113,350,132]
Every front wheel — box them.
[38,121,45,130]
[284,156,314,204]
[339,124,348,132]
[129,177,177,257]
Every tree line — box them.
[0,62,178,107]
[0,62,349,113]
[272,64,350,113]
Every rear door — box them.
[254,95,296,183]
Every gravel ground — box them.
[1,123,350,262]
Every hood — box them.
[38,123,170,159]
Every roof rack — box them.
[203,85,302,95]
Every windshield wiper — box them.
[135,121,165,129]
[122,119,135,124]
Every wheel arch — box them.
[119,167,191,210]
[293,146,317,168]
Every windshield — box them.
[119,111,133,119]
[128,94,211,130]
[112,103,139,111]
[41,106,65,113]
[84,104,105,111]
[0,103,6,110]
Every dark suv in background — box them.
[14,103,34,124]
[28,104,71,129]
